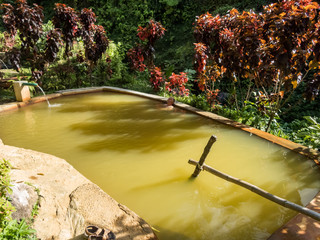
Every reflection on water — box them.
[1,92,320,240]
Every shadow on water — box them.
[131,176,193,192]
[110,214,192,240]
[60,100,222,153]
[154,227,193,240]
[267,149,320,195]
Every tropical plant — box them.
[165,72,189,96]
[127,44,146,72]
[1,0,43,73]
[193,0,320,132]
[150,66,165,91]
[127,20,169,92]
[79,8,109,64]
[1,0,62,82]
[127,19,166,72]
[44,29,62,64]
[286,116,320,150]
[137,19,165,69]
[52,3,78,56]
[1,1,110,86]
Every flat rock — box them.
[0,140,157,240]
[67,183,157,240]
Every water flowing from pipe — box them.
[0,59,8,69]
[37,85,51,107]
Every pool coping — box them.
[1,86,320,239]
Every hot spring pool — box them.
[1,91,320,240]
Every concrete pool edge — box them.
[1,86,320,239]
[1,86,319,163]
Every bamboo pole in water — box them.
[188,159,320,221]
[191,135,217,177]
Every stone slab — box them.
[0,142,157,240]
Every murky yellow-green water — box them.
[1,92,320,240]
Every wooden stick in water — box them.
[188,159,320,221]
[191,135,217,178]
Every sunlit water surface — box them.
[1,92,320,240]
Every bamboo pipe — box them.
[188,159,320,221]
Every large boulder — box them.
[0,141,157,240]
[66,183,157,240]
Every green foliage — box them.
[0,197,15,225]
[175,92,320,151]
[305,116,320,131]
[0,159,37,240]
[0,88,15,104]
[0,219,36,240]
[284,117,320,150]
[215,102,286,137]
[41,40,131,91]
[106,42,127,82]
[36,20,55,54]
[0,158,15,230]
[42,58,87,91]
[159,0,181,7]
[0,32,5,51]
[176,93,211,112]
[1,0,275,72]
[279,82,320,122]
[0,31,21,53]
[0,159,11,195]
[91,57,112,86]
[88,0,154,50]
[154,26,194,72]
[121,70,153,93]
